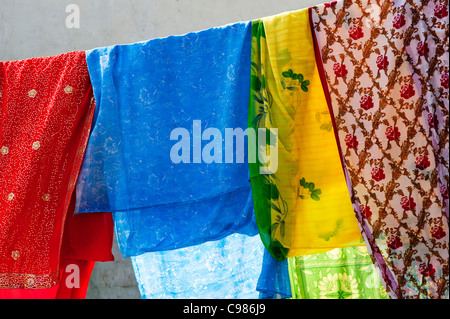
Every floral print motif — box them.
[360,95,374,110]
[441,73,449,89]
[417,41,429,57]
[371,166,385,182]
[311,0,449,299]
[400,196,416,211]
[298,178,322,201]
[288,246,389,299]
[419,263,436,277]
[392,14,406,29]
[333,63,348,77]
[434,3,448,18]
[431,225,446,240]
[348,25,364,40]
[345,134,358,148]
[359,204,372,218]
[385,126,401,141]
[415,155,431,170]
[387,235,403,250]
[399,83,415,99]
[376,55,389,70]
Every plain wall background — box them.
[0,0,326,298]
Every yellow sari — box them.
[248,8,363,260]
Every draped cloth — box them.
[76,21,292,298]
[131,232,266,299]
[257,248,292,299]
[55,192,114,299]
[0,51,97,290]
[288,244,389,299]
[75,22,259,259]
[310,0,449,298]
[248,8,363,261]
[0,200,114,299]
[129,207,291,299]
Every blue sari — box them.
[76,22,256,256]
[76,21,291,298]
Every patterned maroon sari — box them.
[310,0,448,298]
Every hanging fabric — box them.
[0,192,114,299]
[310,0,449,298]
[75,22,258,257]
[288,244,389,299]
[0,51,96,290]
[257,248,292,299]
[248,8,363,261]
[75,20,294,299]
[55,191,114,299]
[131,232,266,299]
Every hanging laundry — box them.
[75,22,258,257]
[288,244,388,299]
[310,0,449,298]
[0,192,114,299]
[0,51,97,290]
[249,8,363,261]
[75,20,293,299]
[257,248,292,299]
[60,193,114,264]
[55,191,114,299]
[131,232,265,299]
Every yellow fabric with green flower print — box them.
[249,8,363,260]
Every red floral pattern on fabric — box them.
[0,52,95,289]
[311,0,449,298]
[385,126,401,141]
[392,14,406,29]
[376,55,389,70]
[345,134,359,148]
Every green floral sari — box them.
[288,244,389,299]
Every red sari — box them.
[0,51,113,298]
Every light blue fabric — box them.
[76,22,257,256]
[131,233,265,299]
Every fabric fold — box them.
[131,231,265,299]
[257,248,292,299]
[76,20,295,298]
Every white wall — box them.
[0,0,326,298]
[1,0,325,61]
